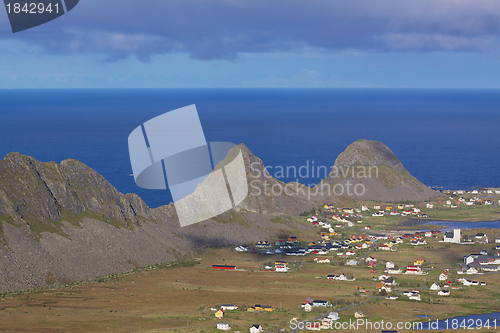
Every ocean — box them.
[1,89,499,208]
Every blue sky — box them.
[1,0,500,88]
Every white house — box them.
[379,285,392,293]
[495,238,500,244]
[327,312,339,320]
[444,228,461,243]
[220,304,238,311]
[250,324,263,333]
[405,265,423,275]
[378,274,389,280]
[336,273,348,281]
[384,277,397,285]
[313,300,329,307]
[314,258,331,264]
[426,203,434,209]
[275,265,289,272]
[387,268,402,275]
[304,303,312,312]
[430,283,441,291]
[464,255,479,265]
[461,278,473,286]
[217,322,231,330]
[438,290,450,296]
[466,266,478,274]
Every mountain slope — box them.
[0,146,313,293]
[314,140,440,202]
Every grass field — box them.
[1,230,500,333]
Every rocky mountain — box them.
[314,139,440,202]
[0,145,312,293]
[0,140,438,292]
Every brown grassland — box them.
[2,196,500,333]
[1,237,500,333]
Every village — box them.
[206,194,500,332]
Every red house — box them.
[212,265,236,270]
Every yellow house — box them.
[247,307,256,312]
[414,259,424,266]
[262,306,275,312]
[385,206,392,211]
[397,204,404,209]
[215,310,224,319]
[354,311,365,318]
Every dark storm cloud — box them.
[3,0,500,60]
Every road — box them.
[290,289,418,332]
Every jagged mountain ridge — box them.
[0,144,312,292]
[0,152,149,229]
